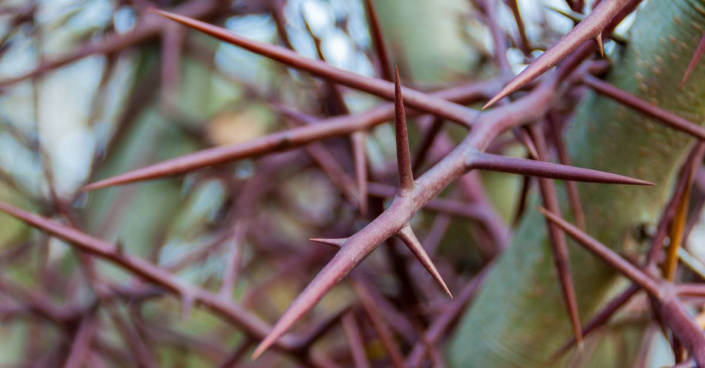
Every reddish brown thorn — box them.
[293,307,350,349]
[352,132,369,216]
[394,67,415,192]
[547,114,586,230]
[252,230,384,358]
[352,280,406,368]
[663,143,705,280]
[63,311,98,368]
[529,125,583,348]
[512,175,532,226]
[680,33,705,88]
[538,208,661,295]
[397,224,452,298]
[181,292,194,321]
[583,75,705,140]
[483,0,631,109]
[515,127,540,159]
[342,313,370,368]
[363,0,393,81]
[160,22,184,115]
[310,238,346,248]
[149,8,474,126]
[0,202,293,353]
[83,75,497,191]
[595,34,604,57]
[506,0,531,54]
[552,284,639,359]
[547,5,628,45]
[114,239,125,255]
[412,117,444,172]
[468,151,654,185]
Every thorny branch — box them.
[3,0,705,366]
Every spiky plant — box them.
[2,0,705,367]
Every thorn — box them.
[552,284,639,360]
[412,117,444,172]
[181,292,193,321]
[547,114,586,230]
[342,313,370,368]
[595,34,604,57]
[547,6,628,45]
[483,0,632,109]
[252,228,384,358]
[528,125,583,348]
[537,207,661,296]
[394,67,415,192]
[363,0,393,81]
[352,280,406,368]
[148,8,473,126]
[310,238,346,248]
[114,239,125,255]
[397,224,452,298]
[468,152,654,186]
[583,75,705,141]
[352,132,368,216]
[663,143,705,280]
[680,33,705,88]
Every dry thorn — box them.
[484,0,632,109]
[551,284,640,360]
[547,114,586,230]
[181,292,194,321]
[528,125,583,348]
[352,132,369,216]
[342,313,370,368]
[468,151,654,185]
[397,224,452,298]
[583,75,705,140]
[0,202,304,356]
[547,6,628,45]
[680,33,705,88]
[363,0,393,81]
[352,280,406,368]
[663,143,705,280]
[394,66,415,192]
[149,8,475,126]
[310,238,346,248]
[595,34,604,57]
[538,207,660,295]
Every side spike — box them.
[583,75,705,141]
[663,143,705,280]
[394,67,415,192]
[547,6,628,45]
[114,239,125,255]
[148,8,474,126]
[528,125,583,348]
[352,132,369,216]
[181,292,194,321]
[397,224,452,298]
[251,213,405,358]
[538,208,661,296]
[552,284,640,359]
[680,33,705,88]
[363,0,393,81]
[595,34,604,57]
[310,238,346,248]
[483,0,632,109]
[468,151,654,186]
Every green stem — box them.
[449,1,705,367]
